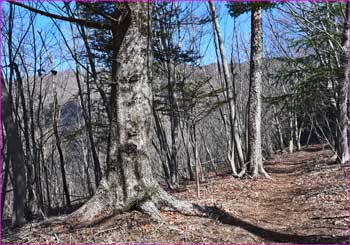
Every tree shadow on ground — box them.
[303,145,330,152]
[198,205,349,244]
[264,166,301,175]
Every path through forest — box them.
[3,145,349,244]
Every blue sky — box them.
[196,2,252,65]
[1,1,269,73]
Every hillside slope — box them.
[3,145,349,244]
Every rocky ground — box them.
[3,145,349,244]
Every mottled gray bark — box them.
[65,3,197,226]
[336,1,349,164]
[247,8,269,178]
[2,80,26,226]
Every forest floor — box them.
[3,144,350,244]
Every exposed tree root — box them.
[235,168,247,178]
[252,163,272,179]
[137,187,203,223]
[138,200,162,222]
[64,178,117,227]
[37,181,205,229]
[156,189,203,216]
[233,162,272,179]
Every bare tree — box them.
[336,1,349,164]
[247,6,269,177]
[2,79,26,226]
[10,1,200,226]
[208,0,244,176]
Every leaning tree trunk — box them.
[66,3,196,226]
[209,0,244,175]
[247,7,269,178]
[2,80,27,226]
[336,1,349,164]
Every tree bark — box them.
[288,112,294,153]
[65,3,197,226]
[294,116,302,151]
[2,80,26,226]
[273,105,285,152]
[209,0,244,175]
[247,8,269,178]
[336,1,349,164]
[52,69,71,209]
[12,63,36,216]
[1,141,10,219]
[182,120,195,180]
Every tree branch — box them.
[8,1,112,30]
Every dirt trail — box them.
[3,145,349,244]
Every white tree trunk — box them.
[209,0,244,175]
[247,8,269,178]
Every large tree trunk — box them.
[336,1,349,164]
[2,80,27,226]
[66,3,196,226]
[247,8,269,178]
